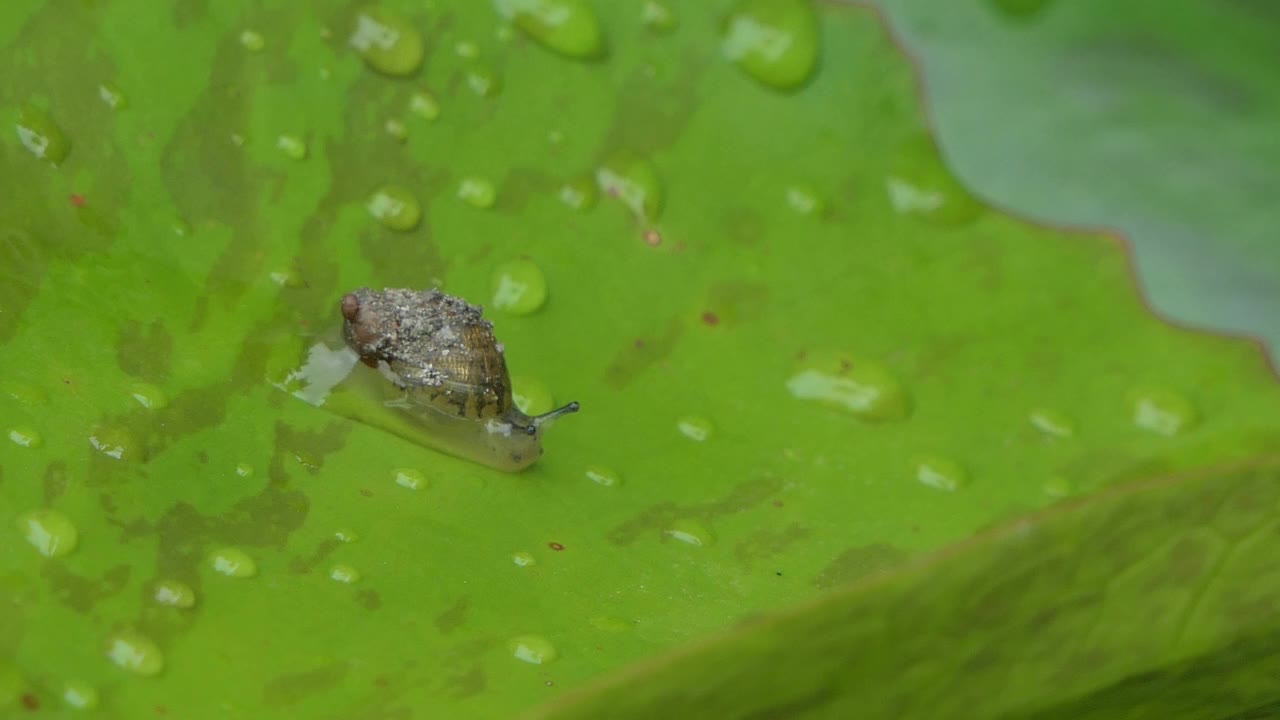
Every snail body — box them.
[339,287,578,472]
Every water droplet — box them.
[512,551,537,567]
[8,427,42,448]
[329,564,361,583]
[62,681,99,710]
[465,65,502,97]
[98,82,127,110]
[409,91,441,120]
[152,579,196,608]
[914,456,967,492]
[171,218,191,237]
[276,134,307,160]
[335,528,360,543]
[1129,387,1196,436]
[511,376,554,415]
[491,259,547,315]
[17,509,78,557]
[383,117,408,142]
[676,415,714,442]
[1029,408,1074,438]
[394,467,427,490]
[16,104,71,166]
[270,268,303,287]
[785,184,825,216]
[786,352,910,422]
[104,630,164,676]
[88,425,142,461]
[455,40,480,58]
[722,0,819,91]
[1043,476,1073,498]
[641,1,677,32]
[230,132,246,147]
[886,136,982,225]
[558,175,598,211]
[129,382,168,410]
[596,153,663,221]
[366,185,422,231]
[663,519,713,546]
[209,547,257,578]
[458,176,497,208]
[508,634,558,664]
[584,465,620,487]
[494,0,604,59]
[240,29,266,51]
[349,8,424,77]
[235,463,254,477]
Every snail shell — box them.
[339,287,578,472]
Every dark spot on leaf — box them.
[733,523,811,569]
[262,661,349,707]
[42,461,68,503]
[446,666,487,700]
[435,596,470,634]
[356,589,381,610]
[609,476,784,546]
[813,544,909,589]
[549,542,565,551]
[42,563,131,613]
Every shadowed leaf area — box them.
[0,0,1277,717]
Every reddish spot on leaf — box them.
[772,500,784,508]
[359,488,373,498]
[642,229,661,247]
[69,194,86,207]
[633,338,646,349]
[701,311,719,326]
[548,542,565,551]
[21,693,38,710]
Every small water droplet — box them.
[209,547,257,578]
[1029,408,1074,438]
[508,634,558,664]
[276,134,307,160]
[367,185,422,231]
[98,82,127,110]
[491,259,547,315]
[455,40,480,58]
[512,551,537,567]
[104,630,164,676]
[269,268,303,287]
[786,352,910,422]
[89,425,142,461]
[8,427,42,448]
[596,153,663,221]
[171,218,192,237]
[785,184,825,216]
[129,382,168,410]
[235,462,254,477]
[458,176,497,208]
[230,132,246,147]
[466,65,502,97]
[511,376,554,416]
[394,467,427,490]
[886,136,982,225]
[1043,476,1073,498]
[409,91,441,120]
[349,8,425,77]
[584,465,620,487]
[558,175,598,211]
[2,381,47,406]
[329,564,361,583]
[1129,387,1196,436]
[914,456,967,492]
[335,528,360,543]
[383,117,408,142]
[663,519,713,547]
[16,104,71,166]
[676,415,714,442]
[494,0,604,59]
[152,579,196,608]
[240,29,266,51]
[641,1,677,32]
[17,509,78,558]
[722,0,819,91]
[61,681,99,710]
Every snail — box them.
[338,287,579,472]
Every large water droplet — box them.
[511,376,554,416]
[676,415,714,442]
[367,185,422,231]
[1129,387,1196,436]
[98,83,127,110]
[8,427,42,448]
[349,8,424,77]
[512,551,537,567]
[152,579,196,608]
[394,467,427,490]
[105,631,164,676]
[88,425,142,461]
[494,0,604,59]
[329,564,361,584]
[508,634,558,664]
[1029,408,1074,438]
[17,509,78,557]
[886,136,982,226]
[914,456,967,492]
[209,547,257,578]
[584,465,620,487]
[16,104,71,166]
[458,176,497,208]
[596,154,663,221]
[786,352,910,422]
[722,0,818,91]
[129,382,169,410]
[664,519,714,546]
[62,681,99,710]
[491,259,548,315]
[276,134,308,160]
